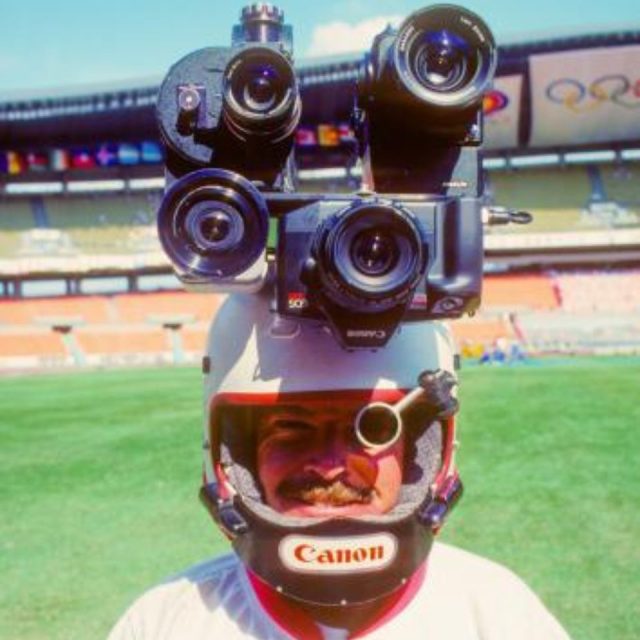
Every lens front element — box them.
[393,5,497,109]
[315,201,427,313]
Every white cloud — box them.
[306,15,402,58]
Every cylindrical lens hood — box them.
[157,168,269,282]
[314,201,427,313]
[392,4,497,109]
[223,45,301,142]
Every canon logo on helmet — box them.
[279,534,397,574]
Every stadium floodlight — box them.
[4,182,64,195]
[66,179,126,193]
[482,158,507,170]
[297,167,348,180]
[128,177,166,191]
[509,154,561,168]
[621,148,640,161]
[564,150,616,164]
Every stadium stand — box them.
[552,269,640,313]
[0,295,111,325]
[0,331,66,358]
[2,30,640,368]
[0,199,35,257]
[44,192,160,253]
[599,162,640,216]
[481,273,560,310]
[1,271,639,370]
[111,291,223,324]
[74,327,169,354]
[0,290,224,370]
[485,166,593,233]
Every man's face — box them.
[256,401,404,517]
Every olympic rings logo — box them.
[483,90,509,116]
[546,75,640,112]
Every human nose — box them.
[302,430,350,479]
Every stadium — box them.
[1,15,639,640]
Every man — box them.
[109,291,571,639]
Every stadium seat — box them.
[74,327,169,354]
[0,296,111,325]
[486,166,592,233]
[482,274,560,310]
[112,291,223,324]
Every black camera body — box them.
[156,4,300,189]
[155,3,497,348]
[357,5,497,196]
[274,193,482,348]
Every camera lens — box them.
[393,6,497,109]
[412,29,470,92]
[315,201,427,313]
[351,229,399,277]
[244,65,279,112]
[157,168,269,282]
[186,204,244,253]
[224,46,301,140]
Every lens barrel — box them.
[157,168,269,283]
[313,201,427,313]
[223,46,301,142]
[392,4,497,109]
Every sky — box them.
[1,0,639,94]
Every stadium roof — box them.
[1,76,163,104]
[1,25,639,106]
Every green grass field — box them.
[1,357,638,639]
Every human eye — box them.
[257,416,313,446]
[270,420,314,441]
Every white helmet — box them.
[200,289,462,605]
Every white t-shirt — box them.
[107,542,571,639]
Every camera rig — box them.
[156,3,527,349]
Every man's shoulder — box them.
[420,542,571,640]
[430,541,524,581]
[132,552,246,613]
[428,541,544,599]
[164,552,241,588]
[107,554,271,640]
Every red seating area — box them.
[0,290,222,369]
[552,269,640,313]
[0,332,66,357]
[482,274,560,310]
[449,318,514,344]
[112,292,223,324]
[74,328,169,354]
[0,270,637,369]
[0,295,111,325]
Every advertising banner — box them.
[529,45,640,147]
[484,74,522,150]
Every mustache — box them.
[278,473,373,506]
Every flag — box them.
[26,151,49,171]
[117,143,140,165]
[317,124,340,147]
[338,124,354,142]
[95,143,119,167]
[50,148,70,171]
[295,127,317,147]
[70,148,96,169]
[140,141,163,163]
[7,151,27,174]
